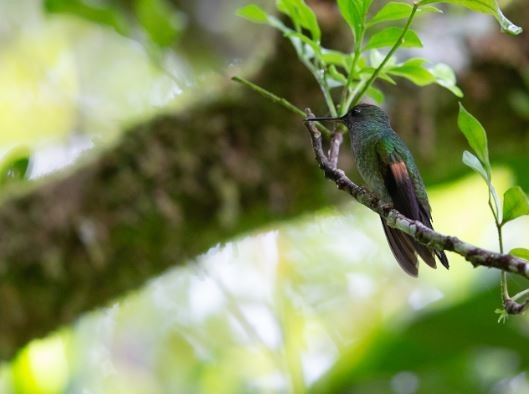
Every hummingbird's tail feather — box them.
[381,219,418,277]
[413,240,437,269]
[376,140,450,274]
[418,204,450,270]
[435,250,449,269]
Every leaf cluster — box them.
[457,104,529,317]
[457,105,529,236]
[238,0,521,116]
[44,0,184,48]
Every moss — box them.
[0,31,339,361]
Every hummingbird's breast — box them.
[350,126,392,203]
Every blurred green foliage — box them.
[0,146,30,187]
[44,0,130,35]
[43,0,184,48]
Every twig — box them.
[328,132,343,169]
[498,225,528,314]
[232,76,306,117]
[304,109,529,281]
[232,76,333,137]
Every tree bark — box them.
[0,36,337,360]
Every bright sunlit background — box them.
[0,0,529,393]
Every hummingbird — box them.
[308,103,449,276]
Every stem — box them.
[494,205,511,309]
[300,56,337,117]
[488,186,510,302]
[340,21,366,114]
[512,288,529,302]
[321,70,338,117]
[488,193,499,226]
[345,2,419,110]
[497,223,510,301]
[232,76,306,117]
[497,224,504,254]
[232,76,333,136]
[497,214,529,315]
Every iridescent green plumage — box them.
[311,104,448,276]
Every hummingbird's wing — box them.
[376,140,448,275]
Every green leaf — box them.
[320,49,352,69]
[368,2,443,25]
[338,0,373,40]
[368,49,386,68]
[364,27,422,50]
[337,0,360,39]
[327,66,348,88]
[502,186,529,225]
[463,149,501,219]
[388,58,435,86]
[285,31,321,58]
[457,103,491,176]
[368,2,414,25]
[0,146,31,187]
[277,0,321,41]
[430,63,463,97]
[495,308,509,324]
[418,0,522,35]
[378,72,397,85]
[44,0,130,35]
[360,67,396,84]
[367,86,385,104]
[462,150,488,181]
[420,5,444,13]
[236,4,269,23]
[510,248,529,261]
[134,0,183,47]
[237,4,291,34]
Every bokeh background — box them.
[0,0,529,393]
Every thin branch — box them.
[232,76,306,117]
[304,110,529,282]
[328,132,343,169]
[298,56,337,117]
[232,76,333,136]
[512,288,529,302]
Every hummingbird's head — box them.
[341,104,389,128]
[306,104,389,129]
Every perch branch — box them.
[304,109,529,283]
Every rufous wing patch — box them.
[389,160,409,184]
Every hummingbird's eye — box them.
[352,107,361,114]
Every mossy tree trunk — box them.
[0,35,344,361]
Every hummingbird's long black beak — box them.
[305,115,345,122]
